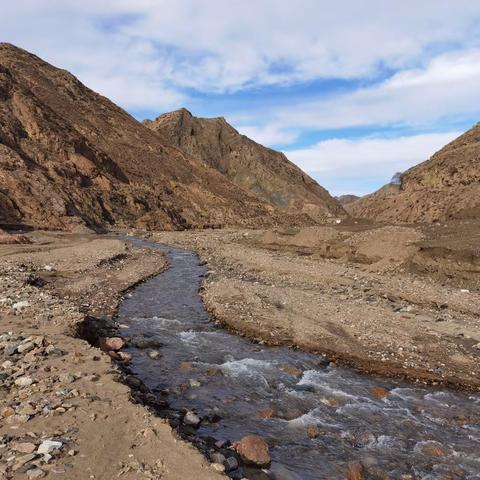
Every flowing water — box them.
[118,238,480,479]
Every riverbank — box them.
[0,231,223,480]
[152,224,480,391]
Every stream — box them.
[117,237,480,479]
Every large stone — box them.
[183,411,201,426]
[99,337,125,352]
[37,440,62,454]
[234,435,270,467]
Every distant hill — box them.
[335,194,360,206]
[347,125,480,222]
[0,43,343,231]
[144,109,345,222]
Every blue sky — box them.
[2,1,480,195]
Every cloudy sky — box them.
[2,1,480,195]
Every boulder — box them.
[99,337,125,351]
[234,435,270,467]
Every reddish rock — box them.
[99,337,125,352]
[346,462,364,480]
[256,408,276,419]
[280,364,303,378]
[306,426,321,438]
[234,435,271,467]
[179,361,193,372]
[371,386,390,399]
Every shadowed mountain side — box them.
[0,43,322,231]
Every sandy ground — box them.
[0,232,223,480]
[153,222,480,391]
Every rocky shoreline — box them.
[0,232,225,480]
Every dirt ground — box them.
[153,220,480,391]
[0,231,223,480]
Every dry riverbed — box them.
[0,231,223,480]
[153,224,480,391]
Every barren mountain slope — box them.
[144,109,345,221]
[335,194,360,206]
[0,43,297,231]
[347,124,480,222]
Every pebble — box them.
[15,376,33,387]
[12,442,36,454]
[148,350,160,359]
[183,411,201,426]
[26,468,45,479]
[99,337,125,352]
[37,439,62,454]
[13,300,30,311]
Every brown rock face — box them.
[336,194,360,206]
[347,125,480,223]
[233,435,271,466]
[0,43,324,231]
[144,108,345,222]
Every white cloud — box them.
[236,125,299,147]
[2,0,480,108]
[272,49,480,130]
[285,131,461,195]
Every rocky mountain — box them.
[0,44,344,232]
[335,194,360,206]
[347,125,480,223]
[144,109,345,222]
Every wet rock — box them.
[306,425,321,439]
[421,443,448,457]
[148,350,161,359]
[99,337,124,351]
[280,364,303,378]
[183,411,201,426]
[371,387,390,399]
[211,463,225,473]
[210,452,226,465]
[37,439,62,454]
[206,367,223,376]
[179,361,193,372]
[234,435,270,467]
[224,456,239,472]
[130,336,162,349]
[257,408,276,419]
[293,384,315,393]
[189,379,201,388]
[346,462,364,480]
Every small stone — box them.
[211,463,225,472]
[26,468,45,479]
[44,265,54,271]
[183,411,201,426]
[148,350,160,359]
[68,449,77,456]
[234,435,270,467]
[17,342,35,354]
[1,406,15,417]
[179,361,192,372]
[371,387,389,399]
[99,337,125,352]
[58,373,76,384]
[223,456,239,472]
[189,379,201,388]
[15,376,33,387]
[13,301,30,311]
[37,440,62,454]
[12,442,36,454]
[256,408,275,419]
[210,452,226,465]
[117,352,132,362]
[306,425,321,438]
[421,444,448,457]
[280,364,303,378]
